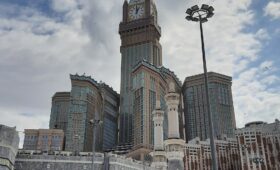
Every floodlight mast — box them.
[90,119,102,170]
[185,4,218,170]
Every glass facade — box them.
[133,87,144,145]
[103,116,117,149]
[120,42,159,145]
[64,75,119,153]
[131,62,181,155]
[49,92,70,132]
[160,85,168,140]
[23,135,38,150]
[119,0,162,145]
[149,89,156,145]
[65,75,102,152]
[183,73,236,142]
[101,84,119,151]
[49,92,70,137]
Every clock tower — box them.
[119,0,162,145]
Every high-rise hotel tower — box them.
[183,72,236,141]
[119,0,162,144]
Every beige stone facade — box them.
[127,60,182,161]
[236,120,280,170]
[128,61,168,160]
[23,129,64,152]
[184,137,241,170]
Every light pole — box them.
[90,119,102,170]
[185,4,218,170]
[74,134,80,156]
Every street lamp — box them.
[89,119,102,170]
[185,4,218,170]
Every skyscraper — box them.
[99,83,120,151]
[128,61,167,160]
[65,74,103,152]
[64,74,119,153]
[49,92,70,150]
[183,72,236,141]
[127,60,182,160]
[119,0,162,145]
[49,92,70,132]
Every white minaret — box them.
[164,82,185,170]
[153,101,165,150]
[165,82,180,139]
[151,101,167,170]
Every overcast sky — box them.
[0,0,279,146]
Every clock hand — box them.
[136,5,139,14]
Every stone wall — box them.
[0,124,19,170]
[15,152,155,170]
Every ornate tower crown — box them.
[129,0,145,4]
[122,0,158,23]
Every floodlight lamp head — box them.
[186,4,214,22]
[186,8,192,15]
[192,17,199,22]
[208,6,215,13]
[191,5,199,11]
[207,12,214,18]
[201,4,209,11]
[201,18,208,23]
[185,16,192,21]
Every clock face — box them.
[129,4,145,20]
